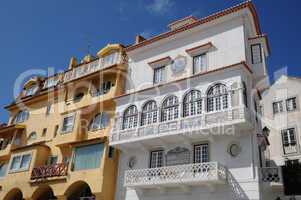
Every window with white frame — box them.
[150,150,164,168]
[25,84,39,96]
[14,110,29,124]
[273,101,283,114]
[281,128,298,154]
[122,105,138,130]
[89,112,110,131]
[183,90,202,117]
[251,43,262,64]
[207,84,228,112]
[193,53,207,74]
[153,66,166,84]
[141,101,158,126]
[161,96,179,122]
[9,153,32,172]
[61,114,75,133]
[194,144,209,163]
[286,97,297,112]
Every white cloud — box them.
[147,0,175,15]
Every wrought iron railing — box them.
[124,162,227,187]
[31,163,68,180]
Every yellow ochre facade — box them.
[0,44,127,200]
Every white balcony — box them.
[124,162,227,189]
[64,52,122,83]
[261,167,283,188]
[110,106,254,149]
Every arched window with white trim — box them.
[183,90,202,117]
[141,101,158,126]
[122,105,138,129]
[207,83,228,112]
[161,96,179,122]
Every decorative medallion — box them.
[171,56,187,74]
[228,142,241,157]
[128,156,137,169]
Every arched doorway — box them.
[3,188,23,200]
[65,181,95,200]
[32,185,57,200]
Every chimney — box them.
[68,57,78,69]
[168,16,198,30]
[135,35,146,44]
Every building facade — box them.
[0,44,127,200]
[260,75,301,199]
[110,2,271,200]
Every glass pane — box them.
[73,143,104,170]
[0,163,8,177]
[10,156,21,170]
[20,154,32,169]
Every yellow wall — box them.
[0,47,126,200]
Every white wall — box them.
[125,17,246,93]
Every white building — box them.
[110,1,272,200]
[260,75,301,199]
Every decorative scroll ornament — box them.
[166,146,190,166]
[171,55,186,74]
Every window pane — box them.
[193,54,207,74]
[0,163,8,177]
[10,156,21,170]
[20,154,32,169]
[150,151,164,168]
[251,44,262,64]
[154,66,165,84]
[73,143,104,170]
[194,144,209,163]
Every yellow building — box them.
[0,44,127,200]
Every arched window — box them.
[14,110,29,124]
[161,96,179,122]
[141,101,158,126]
[28,131,37,141]
[122,105,138,129]
[183,90,202,117]
[89,112,110,131]
[207,84,228,112]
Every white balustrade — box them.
[261,167,282,183]
[110,106,251,143]
[64,52,121,83]
[124,162,227,187]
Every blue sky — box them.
[0,0,300,122]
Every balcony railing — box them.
[111,106,252,144]
[64,52,122,83]
[261,167,282,183]
[124,162,227,188]
[31,163,68,180]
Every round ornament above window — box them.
[128,156,137,169]
[228,142,241,157]
[171,56,186,74]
